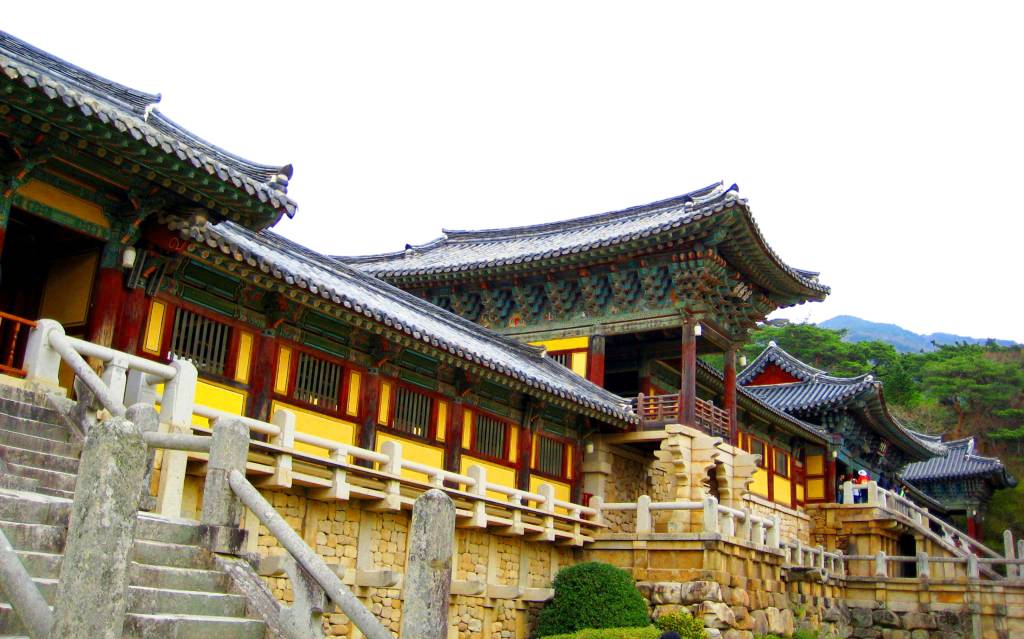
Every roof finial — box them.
[768,340,777,348]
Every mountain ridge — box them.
[817,315,1018,353]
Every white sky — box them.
[6,2,1023,341]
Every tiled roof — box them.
[0,31,296,222]
[739,343,944,460]
[694,359,828,444]
[338,183,829,300]
[903,437,1017,487]
[179,219,639,427]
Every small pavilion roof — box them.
[903,436,1017,488]
[177,219,639,428]
[0,31,296,226]
[338,183,829,304]
[739,343,943,461]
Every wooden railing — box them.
[20,319,600,547]
[630,392,729,437]
[0,312,36,378]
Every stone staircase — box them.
[0,383,269,638]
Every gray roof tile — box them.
[903,437,1016,486]
[182,220,639,427]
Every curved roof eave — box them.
[338,183,829,302]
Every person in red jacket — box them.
[854,469,870,503]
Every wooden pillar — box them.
[444,399,465,474]
[358,369,381,452]
[86,243,126,347]
[967,515,979,541]
[516,398,537,491]
[245,331,277,422]
[587,334,606,388]
[678,320,697,426]
[112,287,148,354]
[723,348,738,445]
[825,453,838,502]
[571,418,587,504]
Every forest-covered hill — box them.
[818,315,1018,353]
[736,323,1024,547]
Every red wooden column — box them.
[678,320,697,426]
[723,348,738,445]
[587,334,606,388]
[516,398,538,491]
[245,331,277,422]
[444,399,465,474]
[113,287,148,354]
[86,242,131,347]
[357,369,382,452]
[825,453,838,502]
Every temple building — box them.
[737,342,944,500]
[903,434,1017,540]
[1,30,1022,639]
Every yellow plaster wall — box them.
[773,475,793,507]
[570,351,588,377]
[807,478,825,501]
[274,346,291,394]
[38,252,97,327]
[435,401,447,442]
[461,456,517,499]
[375,432,444,483]
[142,300,166,355]
[17,179,109,230]
[750,468,770,498]
[234,332,253,383]
[530,476,572,513]
[345,370,360,417]
[528,336,588,352]
[806,454,824,476]
[272,400,355,457]
[193,380,246,427]
[462,409,473,449]
[377,381,392,425]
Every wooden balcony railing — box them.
[0,312,36,378]
[629,392,730,438]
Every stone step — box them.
[0,445,80,475]
[0,396,68,429]
[0,386,67,413]
[129,563,231,593]
[132,539,212,571]
[1,463,76,493]
[32,485,74,500]
[0,520,65,553]
[0,490,70,526]
[0,474,39,494]
[123,613,265,639]
[0,413,70,444]
[128,586,248,618]
[135,516,205,547]
[13,550,61,578]
[0,428,81,458]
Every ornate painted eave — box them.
[337,183,829,306]
[170,217,638,429]
[903,436,1017,488]
[0,31,296,230]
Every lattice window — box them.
[169,307,231,375]
[549,352,572,369]
[774,449,790,478]
[293,352,342,411]
[536,436,565,477]
[393,386,432,437]
[473,414,507,459]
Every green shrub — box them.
[753,635,785,639]
[792,630,822,639]
[654,611,707,639]
[536,562,650,637]
[542,628,660,639]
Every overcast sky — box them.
[6,2,1023,341]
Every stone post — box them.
[202,418,249,527]
[967,554,980,579]
[842,481,854,505]
[201,418,250,553]
[127,403,160,511]
[268,408,296,488]
[156,359,199,518]
[400,489,455,639]
[703,496,720,534]
[52,416,146,639]
[1004,530,1017,578]
[635,495,652,534]
[767,515,781,548]
[22,319,64,392]
[875,551,887,578]
[917,552,930,580]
